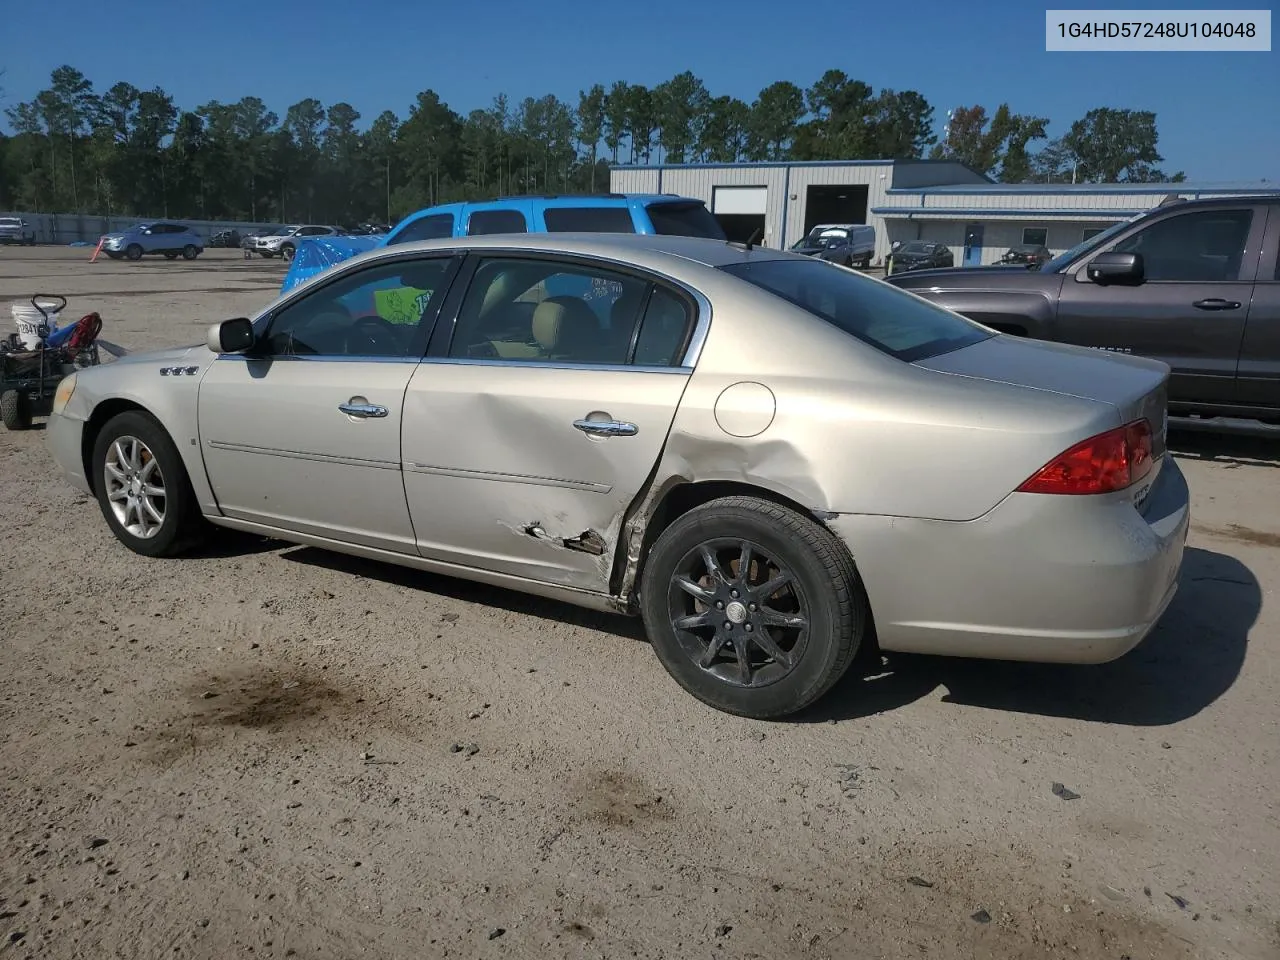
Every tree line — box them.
[0,65,1184,226]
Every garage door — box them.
[712,186,768,215]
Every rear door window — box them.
[721,258,991,363]
[388,214,455,245]
[543,207,637,233]
[467,209,528,235]
[643,202,726,239]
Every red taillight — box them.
[1017,419,1154,495]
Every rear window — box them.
[543,206,637,233]
[721,258,992,363]
[643,201,726,239]
[468,209,528,235]
[387,214,455,246]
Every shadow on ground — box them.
[275,539,1256,728]
[279,545,648,641]
[802,547,1257,726]
[1169,419,1280,468]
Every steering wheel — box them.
[348,314,402,355]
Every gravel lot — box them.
[2,246,1277,960]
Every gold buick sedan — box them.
[46,233,1189,719]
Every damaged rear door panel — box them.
[401,362,690,591]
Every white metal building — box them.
[610,161,1280,266]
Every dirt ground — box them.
[1,246,1277,960]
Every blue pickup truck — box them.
[281,193,725,292]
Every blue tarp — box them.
[280,235,383,293]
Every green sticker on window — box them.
[373,286,432,325]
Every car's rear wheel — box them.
[92,411,205,557]
[639,496,866,719]
[1,390,32,430]
[125,244,143,261]
[182,245,199,260]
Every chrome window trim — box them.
[215,353,691,374]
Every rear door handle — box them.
[339,401,388,419]
[573,418,638,437]
[1192,298,1241,311]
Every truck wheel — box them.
[91,410,206,557]
[125,244,143,261]
[182,245,199,260]
[639,496,867,719]
[1,390,33,430]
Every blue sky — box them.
[2,0,1276,180]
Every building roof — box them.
[611,158,991,177]
[886,181,1279,196]
[871,207,1146,221]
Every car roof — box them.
[352,232,800,271]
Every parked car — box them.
[99,222,204,261]
[0,216,37,245]
[888,195,1280,424]
[789,224,876,268]
[251,224,340,260]
[383,194,726,246]
[240,227,277,253]
[208,228,243,248]
[888,240,954,274]
[1000,243,1052,268]
[45,233,1188,719]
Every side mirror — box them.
[207,317,255,354]
[1087,251,1143,285]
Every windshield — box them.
[721,258,991,363]
[1039,220,1131,272]
[899,241,933,254]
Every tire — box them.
[1,390,32,430]
[281,244,296,262]
[639,496,867,719]
[182,245,199,260]
[125,244,143,261]
[91,410,205,557]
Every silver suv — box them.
[250,225,339,261]
[100,222,205,261]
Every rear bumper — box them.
[46,412,92,496]
[829,457,1190,664]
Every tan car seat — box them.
[532,297,607,362]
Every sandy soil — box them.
[1,246,1277,960]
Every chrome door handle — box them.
[339,401,388,418]
[573,418,638,437]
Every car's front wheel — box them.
[639,496,866,719]
[125,244,143,261]
[92,411,205,557]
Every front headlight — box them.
[52,373,77,415]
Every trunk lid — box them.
[915,333,1170,464]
